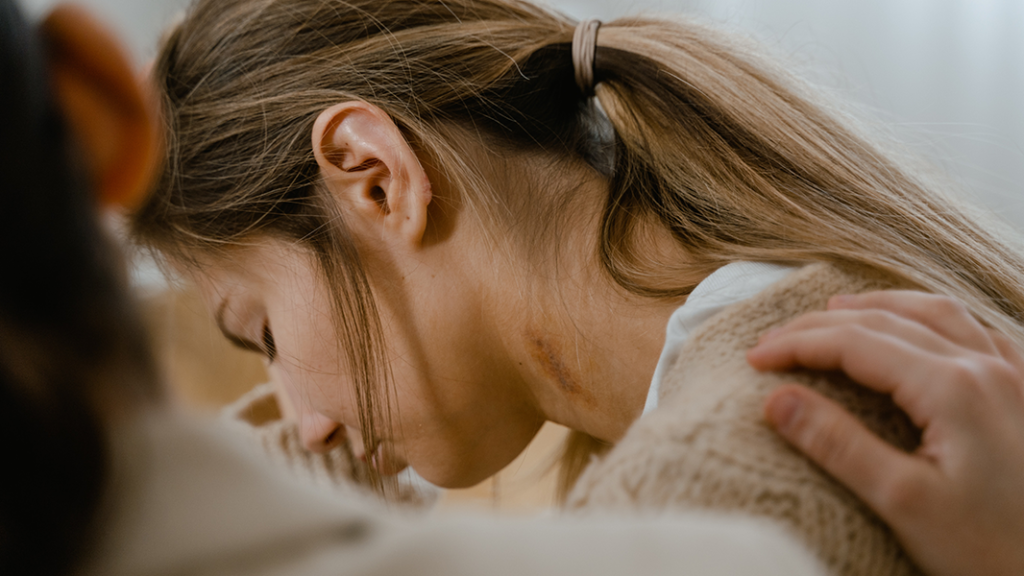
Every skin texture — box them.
[748,291,1024,576]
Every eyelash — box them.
[262,322,277,362]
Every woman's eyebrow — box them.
[215,299,263,354]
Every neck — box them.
[490,185,700,443]
[516,283,683,442]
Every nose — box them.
[272,374,346,454]
[296,408,346,454]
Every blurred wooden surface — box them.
[140,286,268,409]
[139,284,565,513]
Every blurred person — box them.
[0,0,160,572]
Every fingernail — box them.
[767,392,802,432]
[759,327,781,342]
[828,294,854,309]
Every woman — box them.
[132,0,1024,574]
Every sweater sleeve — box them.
[220,382,436,508]
[565,263,923,576]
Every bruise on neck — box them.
[525,328,595,408]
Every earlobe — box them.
[312,101,432,247]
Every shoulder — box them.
[688,262,899,353]
[660,262,902,400]
[567,262,920,575]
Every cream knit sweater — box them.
[566,263,922,576]
[221,383,433,507]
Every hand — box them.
[746,291,1024,576]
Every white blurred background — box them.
[19,0,1024,227]
[567,1,1024,232]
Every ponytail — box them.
[583,19,1024,342]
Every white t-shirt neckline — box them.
[642,262,799,415]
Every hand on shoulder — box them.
[747,290,1024,576]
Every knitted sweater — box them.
[221,383,435,507]
[565,263,922,576]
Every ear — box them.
[40,4,160,209]
[312,101,432,248]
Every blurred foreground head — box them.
[0,1,159,573]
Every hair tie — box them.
[572,19,601,95]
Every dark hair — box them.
[0,1,158,573]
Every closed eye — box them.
[215,301,276,362]
[262,322,277,363]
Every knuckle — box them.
[982,357,1020,384]
[946,358,984,390]
[876,471,928,517]
[910,359,978,415]
[939,356,1014,411]
[857,309,901,332]
[969,356,1023,404]
[951,356,1017,389]
[835,323,870,342]
[987,328,1017,354]
[795,412,852,470]
[930,294,969,320]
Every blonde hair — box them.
[134,0,1024,496]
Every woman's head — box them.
[136,0,608,489]
[136,0,1024,491]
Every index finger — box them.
[748,325,945,428]
[764,384,933,528]
[829,291,999,356]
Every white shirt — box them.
[644,262,799,415]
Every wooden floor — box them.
[140,285,565,513]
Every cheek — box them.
[270,313,361,428]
